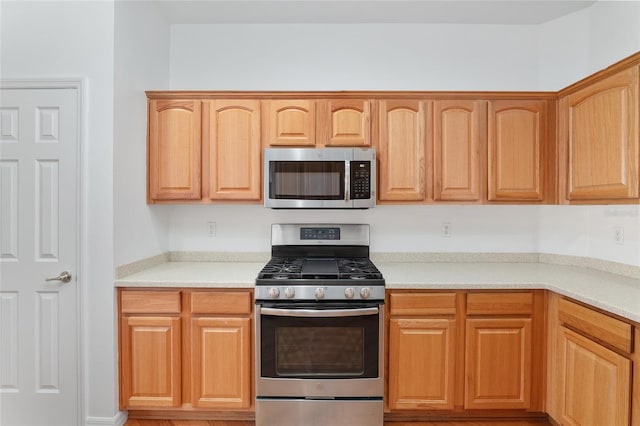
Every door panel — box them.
[191,317,251,408]
[0,87,79,425]
[389,318,456,410]
[433,100,485,201]
[377,100,427,201]
[465,318,532,409]
[559,326,631,426]
[208,100,261,200]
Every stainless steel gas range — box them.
[254,224,385,426]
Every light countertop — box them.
[115,260,640,323]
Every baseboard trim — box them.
[86,411,127,426]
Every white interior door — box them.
[0,86,80,425]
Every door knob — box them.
[45,271,72,283]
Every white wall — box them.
[1,0,118,422]
[539,205,640,266]
[168,204,540,254]
[114,1,171,267]
[538,0,640,89]
[170,23,539,91]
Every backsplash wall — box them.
[166,204,640,267]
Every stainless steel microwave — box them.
[264,148,376,209]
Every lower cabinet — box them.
[548,294,634,426]
[389,317,457,409]
[119,288,253,412]
[387,290,545,416]
[120,315,182,407]
[464,317,531,409]
[558,327,630,425]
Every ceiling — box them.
[155,0,597,25]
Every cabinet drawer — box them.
[120,290,181,314]
[389,292,457,316]
[466,292,533,315]
[558,298,633,353]
[191,291,252,315]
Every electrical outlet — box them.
[207,221,216,237]
[614,226,624,245]
[442,222,452,238]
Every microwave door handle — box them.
[345,160,350,202]
[260,307,378,317]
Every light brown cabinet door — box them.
[388,318,456,410]
[465,318,531,409]
[191,317,252,409]
[377,100,427,201]
[148,100,202,200]
[559,326,631,426]
[433,100,485,201]
[264,100,315,146]
[488,100,546,201]
[207,100,261,200]
[317,99,371,146]
[120,316,182,408]
[561,65,639,201]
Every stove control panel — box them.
[256,285,384,301]
[300,227,340,240]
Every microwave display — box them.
[270,161,345,200]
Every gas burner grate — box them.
[258,257,383,281]
[258,257,304,279]
[337,258,383,280]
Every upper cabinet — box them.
[317,99,372,146]
[433,100,485,202]
[376,100,428,201]
[487,100,548,202]
[206,100,262,201]
[148,99,202,201]
[146,55,640,205]
[559,65,640,202]
[263,99,371,147]
[263,100,316,146]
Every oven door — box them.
[255,303,384,398]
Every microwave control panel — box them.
[350,161,371,199]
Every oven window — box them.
[269,161,345,200]
[277,326,363,375]
[260,311,379,379]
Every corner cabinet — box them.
[547,294,635,426]
[119,288,254,415]
[559,65,640,202]
[148,100,202,201]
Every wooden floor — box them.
[125,420,553,426]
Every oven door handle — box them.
[260,306,378,317]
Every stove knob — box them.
[268,287,280,299]
[360,287,371,300]
[284,287,296,299]
[315,287,325,300]
[344,287,355,299]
